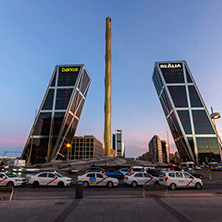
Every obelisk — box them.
[104,16,111,156]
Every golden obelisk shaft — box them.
[104,16,111,156]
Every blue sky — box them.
[1,0,222,157]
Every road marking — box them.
[153,197,191,222]
[53,199,81,222]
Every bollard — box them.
[76,181,83,199]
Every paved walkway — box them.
[1,196,222,222]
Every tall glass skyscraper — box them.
[152,61,221,164]
[21,65,91,164]
[112,130,125,157]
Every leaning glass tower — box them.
[152,61,221,164]
[21,65,91,164]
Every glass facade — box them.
[112,130,125,157]
[152,61,221,164]
[22,65,91,164]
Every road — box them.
[11,168,222,197]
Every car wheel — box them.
[107,181,114,188]
[7,181,14,187]
[58,181,64,188]
[33,181,39,188]
[83,181,89,188]
[195,182,202,190]
[154,180,159,185]
[131,181,138,188]
[170,183,177,190]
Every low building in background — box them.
[161,140,170,163]
[112,129,125,157]
[137,152,150,161]
[110,149,116,157]
[149,135,169,164]
[70,135,104,159]
[175,151,181,164]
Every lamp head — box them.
[210,112,221,119]
[66,143,71,148]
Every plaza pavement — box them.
[1,193,222,222]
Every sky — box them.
[1,0,222,158]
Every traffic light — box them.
[4,151,7,155]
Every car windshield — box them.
[55,173,63,177]
[133,169,143,172]
[6,173,16,178]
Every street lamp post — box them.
[66,143,71,160]
[27,109,37,166]
[167,131,170,163]
[210,107,222,162]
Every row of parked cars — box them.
[0,171,73,187]
[0,165,203,190]
[0,166,40,173]
[76,166,203,190]
[77,167,160,188]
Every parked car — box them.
[78,172,118,188]
[0,172,26,187]
[105,169,124,179]
[124,172,159,187]
[159,171,203,190]
[130,166,145,173]
[144,167,154,172]
[146,168,164,177]
[208,162,222,171]
[29,172,73,187]
[84,167,105,174]
[23,166,40,172]
[195,166,202,170]
[181,167,203,179]
[120,168,131,175]
[0,166,5,172]
[70,168,81,173]
[12,167,23,172]
[180,162,195,169]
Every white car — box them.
[78,172,118,188]
[29,172,73,187]
[0,172,26,187]
[124,172,159,187]
[130,166,145,173]
[159,171,203,190]
[23,166,40,172]
[12,167,23,172]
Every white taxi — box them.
[0,172,26,187]
[159,171,203,190]
[124,172,159,187]
[78,172,118,188]
[29,172,73,187]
